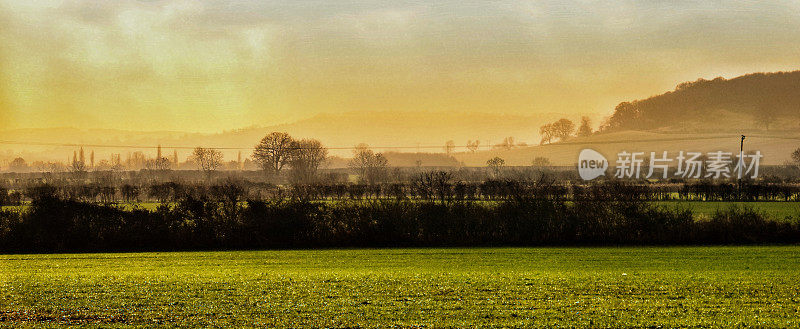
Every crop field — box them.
[654,201,800,220]
[2,247,800,327]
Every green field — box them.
[655,201,800,220]
[2,247,800,327]
[5,200,800,219]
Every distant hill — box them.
[0,111,591,165]
[215,111,587,154]
[6,71,800,168]
[602,71,800,132]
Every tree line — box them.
[538,116,594,144]
[2,178,800,208]
[1,181,799,252]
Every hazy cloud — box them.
[2,0,800,132]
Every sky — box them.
[1,0,799,133]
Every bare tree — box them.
[539,124,555,145]
[253,132,295,175]
[289,139,328,184]
[349,143,372,177]
[412,170,453,203]
[348,144,388,184]
[791,148,800,167]
[192,147,223,172]
[540,119,575,144]
[486,156,505,177]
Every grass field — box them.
[654,201,800,220]
[2,247,800,327]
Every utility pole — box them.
[738,135,745,200]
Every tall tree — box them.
[540,119,575,144]
[289,139,328,184]
[79,147,86,167]
[192,147,223,172]
[348,144,388,184]
[71,150,86,172]
[552,119,575,141]
[791,148,800,167]
[486,156,505,177]
[539,123,555,144]
[253,132,295,175]
[577,116,593,137]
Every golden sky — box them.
[1,0,800,133]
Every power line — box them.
[0,140,447,150]
[1,134,799,151]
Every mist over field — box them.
[2,70,799,167]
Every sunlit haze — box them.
[2,0,800,133]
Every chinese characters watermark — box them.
[578,149,763,181]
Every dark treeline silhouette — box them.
[602,70,800,131]
[1,181,800,253]
[2,176,800,205]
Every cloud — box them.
[1,0,290,131]
[1,0,800,132]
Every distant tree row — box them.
[539,116,593,145]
